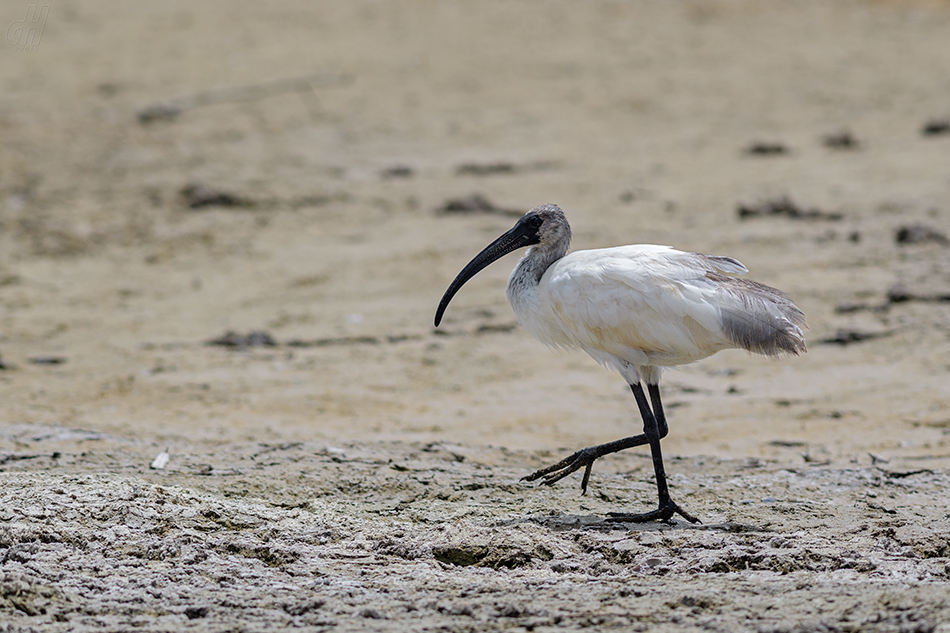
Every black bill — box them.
[434,213,542,327]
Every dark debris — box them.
[822,130,860,150]
[435,194,522,217]
[380,166,414,179]
[28,356,67,365]
[921,119,950,136]
[895,224,949,246]
[179,182,253,209]
[456,162,516,176]
[455,160,557,176]
[286,336,380,347]
[206,330,277,349]
[744,142,788,156]
[887,284,950,304]
[818,329,892,346]
[137,103,183,124]
[737,196,843,221]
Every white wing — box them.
[542,245,752,365]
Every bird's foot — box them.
[521,445,605,495]
[606,500,701,525]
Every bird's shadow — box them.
[498,513,773,534]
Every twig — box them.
[137,72,352,124]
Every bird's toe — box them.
[523,446,602,492]
[606,500,701,525]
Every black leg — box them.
[521,382,700,524]
[606,384,700,524]
[647,383,669,438]
[520,381,657,493]
[520,429,651,494]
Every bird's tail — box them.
[710,273,808,357]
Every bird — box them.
[434,203,807,524]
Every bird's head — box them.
[529,203,572,253]
[434,203,571,327]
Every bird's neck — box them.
[506,246,562,317]
[506,246,565,346]
[513,246,562,286]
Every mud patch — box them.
[0,434,948,631]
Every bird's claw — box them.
[606,500,701,525]
[522,448,703,524]
[521,446,602,495]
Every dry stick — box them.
[137,72,352,124]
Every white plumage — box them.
[509,243,804,385]
[435,203,806,523]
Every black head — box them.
[434,204,569,327]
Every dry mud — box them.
[2,1,950,631]
[2,431,950,632]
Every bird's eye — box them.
[528,216,543,229]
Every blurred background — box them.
[1,1,949,466]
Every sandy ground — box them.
[2,1,950,630]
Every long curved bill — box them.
[434,216,540,327]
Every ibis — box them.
[434,204,806,523]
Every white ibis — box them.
[434,204,806,524]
